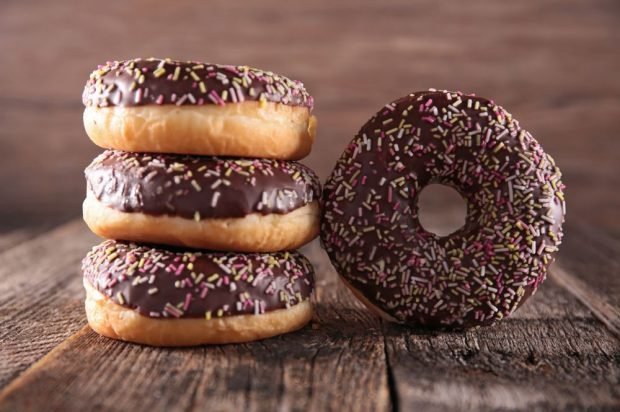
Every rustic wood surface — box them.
[0,0,618,411]
[0,223,618,411]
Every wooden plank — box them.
[0,228,42,253]
[0,220,97,388]
[384,281,620,411]
[551,224,620,338]
[1,0,620,231]
[0,239,391,412]
[383,222,620,411]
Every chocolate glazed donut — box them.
[82,58,316,159]
[83,150,321,252]
[321,90,566,329]
[82,240,315,346]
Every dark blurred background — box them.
[1,0,619,234]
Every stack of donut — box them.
[80,58,320,346]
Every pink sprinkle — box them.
[183,293,192,311]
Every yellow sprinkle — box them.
[191,180,202,192]
[205,311,212,320]
[199,82,207,94]
[153,67,166,78]
[194,211,201,222]
[172,66,181,81]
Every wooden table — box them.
[0,221,618,411]
[1,0,618,410]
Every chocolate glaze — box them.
[82,240,314,318]
[85,150,321,219]
[83,58,313,108]
[321,90,566,329]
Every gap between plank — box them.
[551,264,620,340]
[382,324,399,412]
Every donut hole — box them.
[417,184,467,237]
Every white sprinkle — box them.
[211,191,221,207]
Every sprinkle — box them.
[83,58,312,109]
[190,179,202,192]
[320,89,565,328]
[211,191,221,208]
[153,67,166,78]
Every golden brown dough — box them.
[84,280,314,346]
[83,102,317,160]
[83,194,320,252]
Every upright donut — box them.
[322,90,565,329]
[82,58,316,159]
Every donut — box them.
[82,58,316,160]
[321,90,566,329]
[82,240,315,346]
[83,150,321,252]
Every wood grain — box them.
[1,220,619,411]
[0,221,96,388]
[0,232,391,412]
[382,223,620,410]
[384,281,620,411]
[0,0,619,410]
[550,225,620,339]
[0,228,42,254]
[1,0,619,231]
